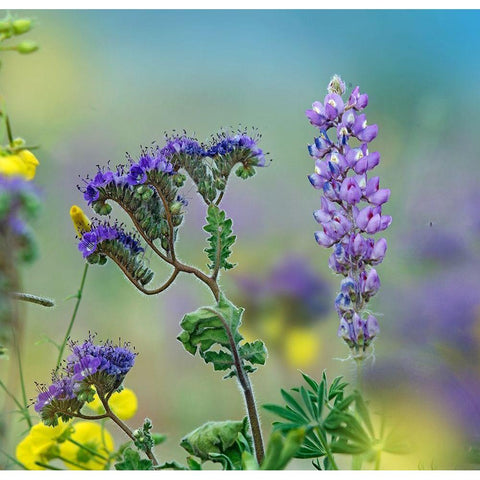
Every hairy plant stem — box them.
[56,263,89,370]
[104,185,260,461]
[97,392,159,467]
[205,307,265,465]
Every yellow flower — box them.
[17,149,40,180]
[283,327,320,368]
[0,154,28,179]
[87,387,138,421]
[0,150,39,181]
[16,419,72,470]
[59,422,114,470]
[69,205,91,236]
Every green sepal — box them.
[203,204,236,271]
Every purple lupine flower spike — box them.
[306,75,391,357]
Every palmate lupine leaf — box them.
[177,294,267,378]
[203,204,236,272]
[264,372,374,465]
[265,372,412,468]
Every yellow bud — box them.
[0,154,28,179]
[17,149,39,180]
[69,205,91,236]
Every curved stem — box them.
[174,260,219,301]
[102,252,179,296]
[149,183,177,261]
[204,307,264,464]
[63,411,109,421]
[56,263,89,369]
[97,392,159,467]
[104,196,171,264]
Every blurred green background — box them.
[1,9,480,469]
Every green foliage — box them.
[204,204,236,272]
[180,418,252,470]
[260,429,306,470]
[114,448,153,470]
[133,418,155,453]
[177,294,267,378]
[264,372,411,470]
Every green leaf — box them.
[152,433,167,446]
[186,457,203,470]
[204,204,236,271]
[114,448,153,470]
[177,294,265,378]
[263,404,306,424]
[155,460,188,470]
[261,429,305,470]
[300,372,319,392]
[239,340,267,366]
[280,389,309,421]
[300,386,316,421]
[180,418,252,470]
[354,393,375,437]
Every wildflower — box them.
[59,422,114,470]
[87,387,138,420]
[306,75,391,356]
[0,150,39,181]
[76,220,153,285]
[34,335,137,426]
[16,419,72,470]
[69,205,91,236]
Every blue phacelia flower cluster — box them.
[80,131,266,206]
[34,335,136,426]
[305,75,391,356]
[77,220,153,287]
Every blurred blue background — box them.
[1,9,480,468]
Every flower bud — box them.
[169,201,183,215]
[16,40,39,54]
[69,205,91,237]
[0,19,12,33]
[12,18,32,35]
[327,74,346,96]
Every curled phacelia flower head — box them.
[77,220,154,286]
[306,75,391,357]
[34,335,137,426]
[73,128,268,291]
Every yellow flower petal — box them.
[17,149,39,180]
[16,420,72,470]
[59,422,114,470]
[69,205,91,236]
[88,387,138,421]
[0,154,28,179]
[283,327,320,368]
